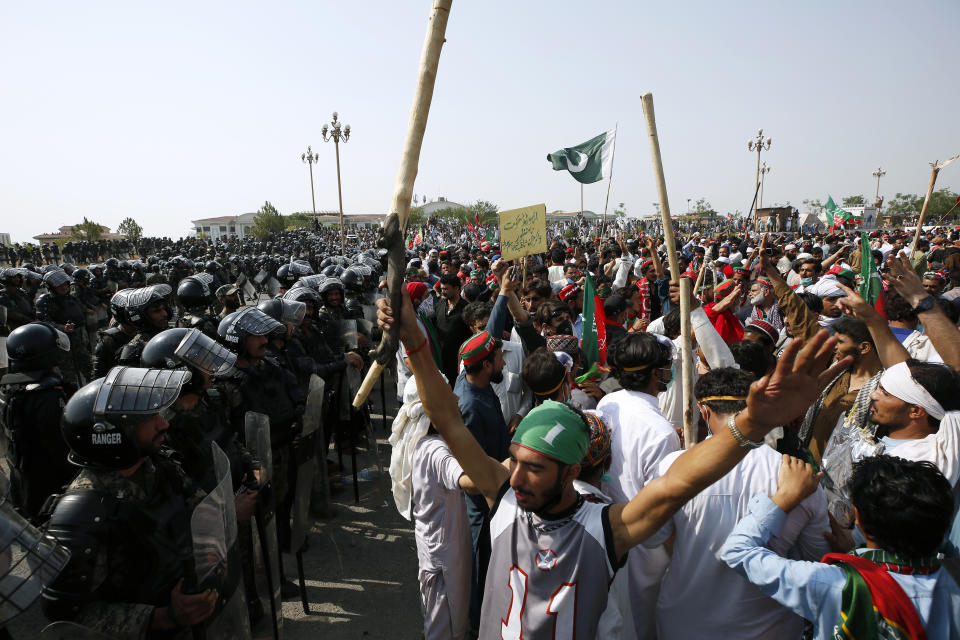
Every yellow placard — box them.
[498,203,547,261]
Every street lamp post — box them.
[759,162,771,208]
[872,166,886,203]
[301,145,319,218]
[321,111,351,255]
[747,129,772,230]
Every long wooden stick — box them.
[909,154,958,260]
[600,123,618,239]
[640,93,696,449]
[353,0,452,408]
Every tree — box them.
[71,217,104,241]
[692,198,717,217]
[802,198,823,215]
[285,212,312,229]
[614,202,628,218]
[408,206,426,228]
[842,195,866,206]
[472,200,499,225]
[886,189,959,222]
[117,217,143,242]
[250,201,286,238]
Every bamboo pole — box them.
[909,155,958,260]
[640,93,696,449]
[600,123,618,239]
[353,0,452,408]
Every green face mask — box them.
[800,277,814,286]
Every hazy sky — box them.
[2,1,958,243]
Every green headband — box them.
[511,400,588,465]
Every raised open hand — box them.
[742,330,852,435]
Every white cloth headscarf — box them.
[388,374,443,519]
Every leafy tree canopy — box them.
[250,201,286,238]
[71,217,104,241]
[117,217,143,242]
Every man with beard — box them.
[453,330,509,633]
[379,286,848,640]
[702,278,745,343]
[42,366,217,638]
[748,276,783,332]
[215,283,242,318]
[434,274,471,388]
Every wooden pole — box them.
[601,124,618,240]
[353,0,452,408]
[909,155,958,259]
[640,92,696,449]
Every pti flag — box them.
[547,129,616,184]
[577,274,607,383]
[824,196,854,229]
[858,231,886,318]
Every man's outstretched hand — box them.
[740,330,852,439]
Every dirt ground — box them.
[19,367,424,639]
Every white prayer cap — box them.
[879,361,945,420]
[806,276,845,299]
[785,244,797,251]
[715,256,731,264]
[796,252,814,261]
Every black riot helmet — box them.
[289,260,314,277]
[72,268,91,285]
[321,264,344,278]
[104,258,119,269]
[126,284,173,328]
[60,367,191,469]
[257,299,306,325]
[319,277,344,296]
[110,288,135,324]
[283,284,320,304]
[340,268,364,292]
[205,261,220,273]
[217,307,283,356]
[41,269,73,292]
[0,268,25,287]
[141,328,237,383]
[176,276,212,312]
[5,322,70,373]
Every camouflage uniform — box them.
[42,453,204,640]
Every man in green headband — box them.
[378,287,850,640]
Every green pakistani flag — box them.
[858,231,883,306]
[547,129,616,184]
[824,196,853,227]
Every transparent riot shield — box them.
[290,375,323,554]
[244,412,283,640]
[291,375,324,614]
[190,443,252,640]
[0,476,69,626]
[39,622,115,639]
[362,303,378,325]
[264,277,280,299]
[340,318,359,352]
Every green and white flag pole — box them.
[601,123,619,238]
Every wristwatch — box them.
[727,412,764,449]
[912,295,936,314]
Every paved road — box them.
[19,366,424,639]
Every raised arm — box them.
[606,330,851,561]
[759,234,820,342]
[887,255,960,370]
[835,283,909,368]
[379,288,509,503]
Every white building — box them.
[191,213,256,239]
[0,233,10,246]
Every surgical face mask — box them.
[800,277,814,286]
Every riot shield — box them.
[190,443,252,640]
[39,622,115,639]
[290,375,324,554]
[264,277,280,298]
[253,269,268,285]
[237,274,257,303]
[362,303,378,325]
[340,318,359,352]
[291,375,324,615]
[244,412,283,640]
[0,474,69,626]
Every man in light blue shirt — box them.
[721,455,960,639]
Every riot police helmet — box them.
[340,268,364,292]
[109,288,135,324]
[5,322,70,373]
[318,277,344,296]
[205,261,220,273]
[283,284,321,303]
[141,327,237,378]
[72,267,91,284]
[105,258,119,269]
[176,276,212,311]
[60,367,191,469]
[257,299,306,325]
[321,264,344,278]
[41,269,73,291]
[217,307,284,355]
[0,268,25,287]
[126,284,173,328]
